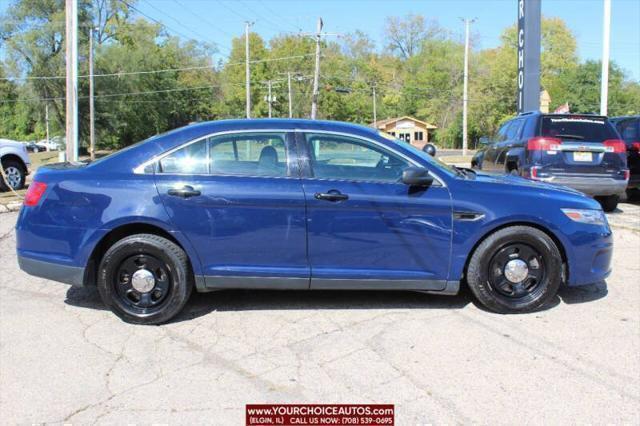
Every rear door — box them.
[537,115,625,176]
[154,131,309,289]
[297,131,453,290]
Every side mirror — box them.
[422,143,437,156]
[479,136,490,145]
[402,167,434,187]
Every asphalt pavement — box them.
[0,207,638,424]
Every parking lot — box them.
[0,204,638,424]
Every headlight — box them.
[561,208,607,226]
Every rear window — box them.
[540,116,618,142]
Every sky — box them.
[1,0,639,80]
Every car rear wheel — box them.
[0,160,26,191]
[596,195,619,212]
[466,226,562,314]
[97,234,193,325]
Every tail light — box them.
[23,181,47,206]
[603,139,625,153]
[630,142,640,152]
[624,170,630,181]
[527,137,562,151]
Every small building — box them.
[373,116,438,149]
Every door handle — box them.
[314,191,348,202]
[167,185,201,198]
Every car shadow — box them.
[64,281,608,324]
[556,280,608,305]
[64,285,473,322]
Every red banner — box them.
[246,404,394,425]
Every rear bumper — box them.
[18,255,85,287]
[543,176,627,197]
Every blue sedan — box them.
[16,120,613,324]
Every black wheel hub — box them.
[488,243,545,299]
[114,254,171,310]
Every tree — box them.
[383,14,444,60]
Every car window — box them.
[496,122,512,142]
[506,119,524,140]
[209,133,287,177]
[541,116,618,142]
[615,118,639,143]
[158,132,288,176]
[305,133,410,183]
[158,139,208,174]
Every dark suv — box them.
[472,112,629,211]
[610,115,640,201]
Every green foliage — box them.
[1,3,639,150]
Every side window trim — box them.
[137,129,298,178]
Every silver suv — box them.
[0,138,31,191]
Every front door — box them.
[297,132,453,290]
[154,131,309,289]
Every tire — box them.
[626,188,640,202]
[466,226,562,314]
[596,195,619,212]
[0,159,26,191]
[97,234,193,325]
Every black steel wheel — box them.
[466,226,562,313]
[487,243,546,299]
[97,234,193,324]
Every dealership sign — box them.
[517,0,541,113]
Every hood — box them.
[471,171,585,196]
[0,139,27,150]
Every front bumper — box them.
[18,255,85,287]
[543,176,627,197]
[565,225,613,287]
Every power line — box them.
[139,0,231,53]
[0,54,316,81]
[171,0,236,39]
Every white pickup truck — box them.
[0,138,31,191]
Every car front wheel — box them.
[97,234,193,325]
[466,226,562,314]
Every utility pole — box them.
[65,0,78,161]
[287,72,293,118]
[89,26,95,161]
[310,17,323,120]
[461,17,475,156]
[266,80,273,118]
[45,103,50,152]
[600,0,611,116]
[245,21,253,119]
[372,85,377,126]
